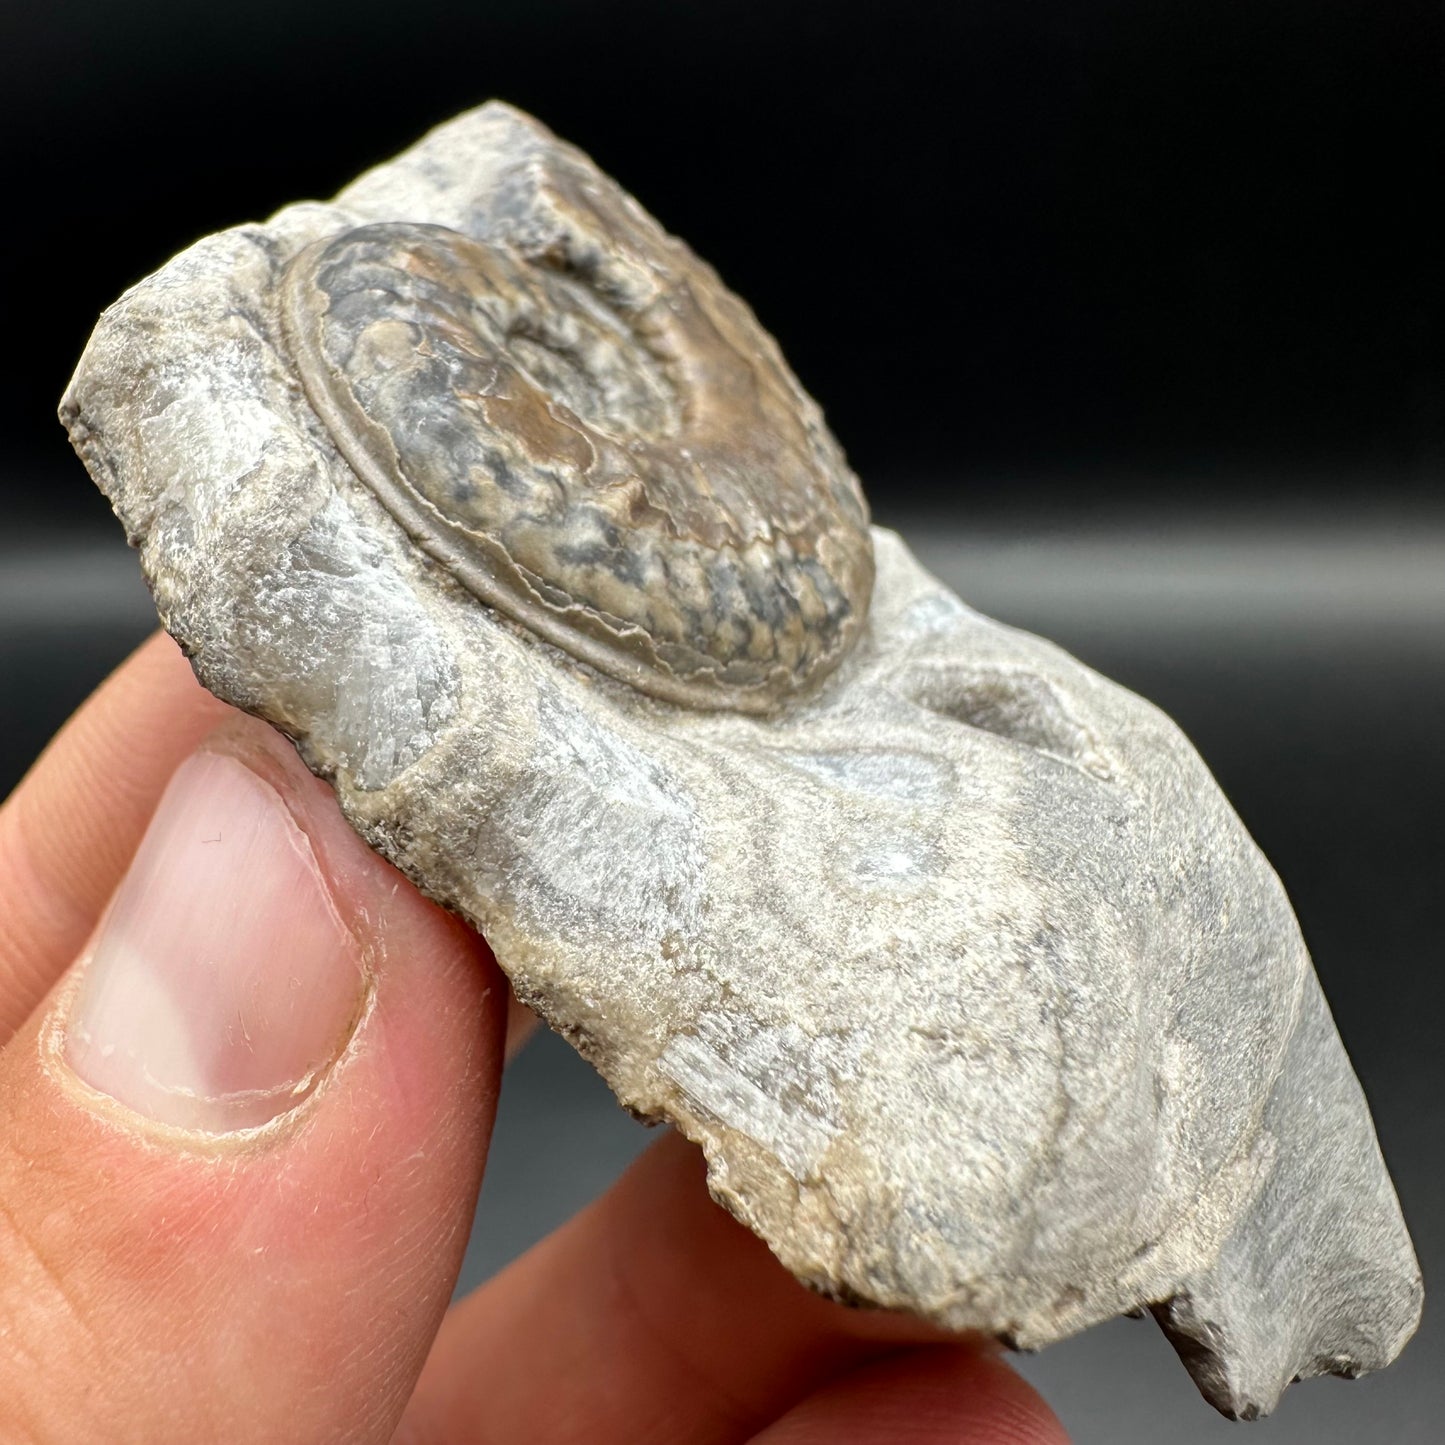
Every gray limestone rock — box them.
[60,102,1420,1418]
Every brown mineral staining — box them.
[280,184,874,713]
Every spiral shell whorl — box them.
[280,118,873,712]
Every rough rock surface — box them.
[60,102,1421,1417]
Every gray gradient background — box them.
[2,508,1438,1442]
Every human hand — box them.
[0,634,1070,1443]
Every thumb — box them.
[0,718,504,1444]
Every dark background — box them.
[3,0,1444,525]
[1,3,1441,1441]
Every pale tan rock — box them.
[60,102,1420,1418]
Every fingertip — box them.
[747,1345,1071,1445]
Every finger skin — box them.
[745,1348,1071,1445]
[0,720,505,1444]
[0,633,229,1043]
[400,1130,1000,1445]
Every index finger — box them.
[400,1131,1068,1444]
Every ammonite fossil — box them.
[278,182,874,711]
[61,102,1420,1419]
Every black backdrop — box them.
[1,8,1442,1440]
[3,0,1443,529]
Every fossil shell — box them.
[60,102,1421,1420]
[278,147,873,712]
